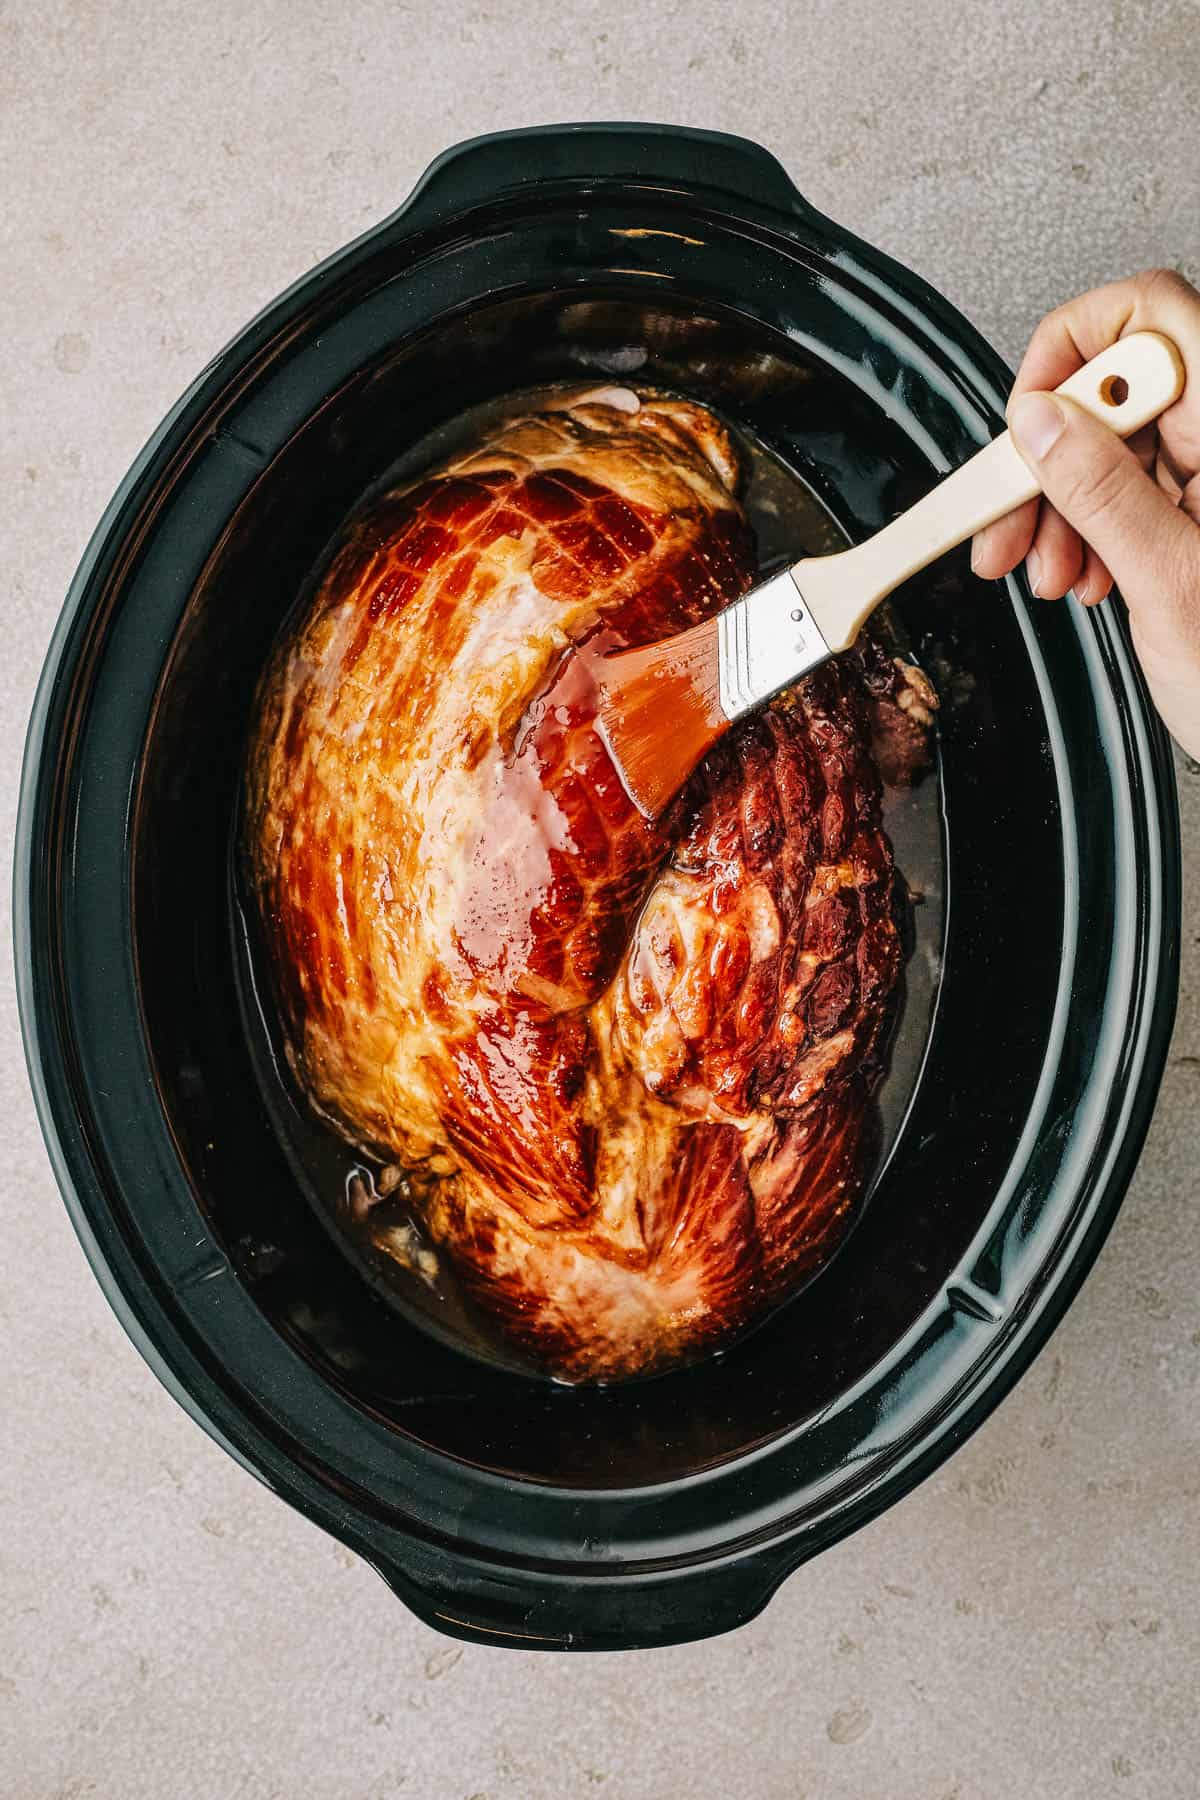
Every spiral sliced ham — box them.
[246,390,930,1381]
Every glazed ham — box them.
[246,390,930,1381]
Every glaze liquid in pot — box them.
[233,387,945,1383]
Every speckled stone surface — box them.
[3,4,1199,1796]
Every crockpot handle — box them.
[369,1539,794,1652]
[390,123,816,233]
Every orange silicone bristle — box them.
[595,617,732,818]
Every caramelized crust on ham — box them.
[246,390,927,1380]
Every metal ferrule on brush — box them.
[716,568,832,722]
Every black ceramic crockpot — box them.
[16,124,1180,1651]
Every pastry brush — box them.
[597,330,1184,817]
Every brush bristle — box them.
[596,619,728,818]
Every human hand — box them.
[970,269,1200,759]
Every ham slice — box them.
[246,391,927,1380]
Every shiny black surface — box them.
[16,124,1180,1650]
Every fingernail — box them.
[970,538,984,574]
[1027,548,1044,596]
[1011,392,1067,461]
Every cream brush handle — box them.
[797,330,1185,651]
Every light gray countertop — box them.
[3,3,1198,1795]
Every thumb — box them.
[1009,389,1195,608]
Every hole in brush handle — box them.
[1055,331,1184,437]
